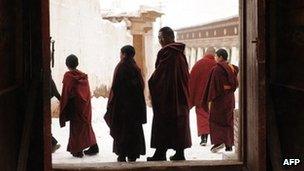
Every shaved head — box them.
[205,47,216,55]
[158,26,175,47]
[66,54,78,70]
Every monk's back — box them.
[149,42,192,150]
[189,54,217,107]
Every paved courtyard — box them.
[52,97,234,164]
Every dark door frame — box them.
[39,0,267,170]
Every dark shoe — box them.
[117,155,126,162]
[51,136,58,147]
[84,144,99,156]
[72,151,83,158]
[169,154,186,161]
[147,148,167,161]
[128,157,137,162]
[210,143,225,153]
[147,156,166,161]
[52,144,61,153]
[200,134,208,146]
[225,146,233,151]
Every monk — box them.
[202,49,239,153]
[59,54,99,158]
[104,45,146,162]
[189,47,217,146]
[147,27,191,161]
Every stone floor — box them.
[52,97,235,165]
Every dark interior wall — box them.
[0,0,50,170]
[0,89,25,170]
[268,0,304,170]
[22,0,51,170]
[0,0,16,90]
[0,0,26,170]
[274,1,304,87]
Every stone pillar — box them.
[188,47,192,68]
[128,22,157,81]
[102,8,163,80]
[133,34,146,78]
[190,47,196,68]
[197,47,203,60]
[231,46,240,66]
[205,47,208,53]
[185,47,191,64]
[201,47,205,57]
[194,47,198,63]
[227,47,232,62]
[102,9,162,106]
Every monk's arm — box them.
[59,73,74,127]
[51,78,61,100]
[188,68,197,108]
[111,66,125,94]
[223,85,232,90]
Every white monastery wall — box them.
[50,0,132,93]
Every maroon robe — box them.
[104,57,146,158]
[148,42,191,150]
[59,70,97,153]
[202,61,239,146]
[189,54,217,136]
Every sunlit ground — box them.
[52,97,235,164]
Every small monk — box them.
[59,54,99,158]
[147,27,191,161]
[104,45,146,162]
[202,49,239,153]
[189,47,217,146]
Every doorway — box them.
[44,0,266,170]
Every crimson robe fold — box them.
[189,54,217,136]
[148,42,192,150]
[104,58,146,158]
[202,61,239,146]
[59,70,97,153]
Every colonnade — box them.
[184,46,240,68]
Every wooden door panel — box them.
[244,0,266,170]
[0,0,24,170]
[0,0,16,90]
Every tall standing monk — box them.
[202,49,239,153]
[189,47,217,146]
[60,54,99,158]
[147,27,191,161]
[104,45,146,162]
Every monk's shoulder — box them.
[76,69,87,76]
[116,63,133,79]
[212,64,226,75]
[63,71,76,82]
[63,71,73,79]
[213,64,222,71]
[191,59,204,69]
[208,58,217,66]
[117,62,128,72]
[232,65,239,74]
